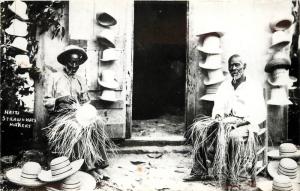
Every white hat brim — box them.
[98,78,119,89]
[270,41,290,49]
[38,159,84,182]
[267,161,300,183]
[268,150,300,160]
[267,77,297,86]
[196,31,224,37]
[199,62,222,69]
[197,46,223,54]
[267,99,292,105]
[203,76,225,85]
[200,94,215,101]
[98,95,118,102]
[45,171,96,191]
[100,57,117,62]
[257,180,300,191]
[6,168,46,187]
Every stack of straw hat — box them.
[98,69,119,102]
[265,14,296,105]
[257,174,300,191]
[197,30,225,101]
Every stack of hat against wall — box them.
[266,14,296,106]
[197,31,225,101]
[5,0,34,112]
[96,11,120,102]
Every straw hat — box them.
[267,68,297,87]
[38,156,84,182]
[267,86,292,105]
[8,0,29,20]
[57,45,88,65]
[6,162,46,187]
[270,14,294,31]
[15,54,32,68]
[98,70,119,89]
[196,29,224,38]
[10,37,28,52]
[45,171,96,191]
[268,143,300,160]
[268,158,300,183]
[265,52,291,73]
[100,48,118,61]
[97,30,116,48]
[96,12,117,27]
[5,19,28,37]
[269,31,290,49]
[203,68,225,85]
[99,89,118,102]
[197,35,223,54]
[200,82,222,101]
[199,54,222,69]
[257,176,300,191]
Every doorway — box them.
[132,1,187,138]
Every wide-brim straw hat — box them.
[265,52,291,73]
[197,35,223,54]
[268,143,300,160]
[8,0,29,20]
[6,162,46,187]
[57,45,88,65]
[97,30,116,48]
[267,68,297,87]
[45,171,96,191]
[269,31,290,49]
[5,19,28,37]
[203,68,225,85]
[267,159,300,183]
[38,157,84,182]
[98,69,119,89]
[196,30,224,38]
[200,82,222,101]
[100,48,118,61]
[267,86,292,105]
[15,54,32,69]
[99,89,118,102]
[257,179,300,191]
[270,14,294,31]
[10,37,28,53]
[199,54,223,69]
[97,12,117,27]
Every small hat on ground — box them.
[199,54,222,69]
[200,82,222,101]
[57,45,88,65]
[5,19,28,37]
[45,171,96,191]
[267,68,297,87]
[98,70,119,89]
[10,37,28,53]
[268,143,300,160]
[8,0,29,20]
[268,158,300,183]
[6,162,46,187]
[96,12,117,27]
[15,54,32,69]
[265,52,291,73]
[203,68,225,85]
[269,31,290,49]
[100,48,118,61]
[267,86,292,105]
[270,14,294,31]
[99,89,118,102]
[38,156,84,182]
[197,35,223,54]
[257,175,300,191]
[97,30,116,48]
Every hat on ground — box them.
[267,68,297,87]
[269,31,290,50]
[5,19,28,37]
[8,0,29,20]
[199,54,223,69]
[197,35,223,54]
[97,30,116,48]
[270,14,294,31]
[6,162,46,187]
[99,89,118,102]
[268,158,300,183]
[265,52,291,73]
[257,176,300,191]
[38,156,84,182]
[57,45,88,65]
[45,171,96,191]
[15,54,32,69]
[267,86,292,105]
[100,48,118,61]
[268,143,300,160]
[10,37,28,53]
[98,70,119,89]
[200,82,222,101]
[96,12,117,27]
[203,68,225,85]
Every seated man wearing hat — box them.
[43,45,110,182]
[184,54,266,191]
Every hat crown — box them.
[101,48,118,61]
[21,162,41,180]
[206,83,221,94]
[9,0,28,20]
[11,37,28,52]
[100,89,117,102]
[5,19,28,36]
[280,143,298,154]
[202,35,221,50]
[272,175,293,191]
[100,70,116,82]
[279,158,298,170]
[15,55,32,68]
[271,30,290,48]
[207,68,223,79]
[50,156,73,177]
[62,173,81,190]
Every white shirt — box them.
[212,77,267,126]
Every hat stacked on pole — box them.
[98,69,119,102]
[266,14,296,105]
[197,30,225,101]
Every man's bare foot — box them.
[89,169,104,182]
[95,168,110,180]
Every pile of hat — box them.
[197,30,225,101]
[96,11,120,102]
[5,0,35,112]
[5,156,96,190]
[265,14,297,105]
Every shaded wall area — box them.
[133,1,187,119]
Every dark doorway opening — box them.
[133,1,187,137]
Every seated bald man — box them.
[184,54,266,191]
